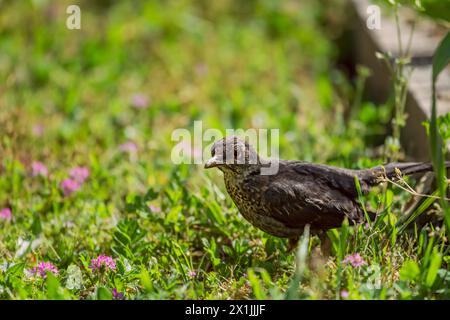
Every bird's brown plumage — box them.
[205,136,446,241]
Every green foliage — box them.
[380,0,450,22]
[406,0,450,23]
[429,31,450,233]
[0,0,448,300]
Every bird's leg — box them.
[287,237,299,253]
[318,232,332,257]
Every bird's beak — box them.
[204,156,221,169]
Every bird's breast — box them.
[224,175,259,220]
[223,174,300,238]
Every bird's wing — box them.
[253,162,368,230]
[288,161,371,198]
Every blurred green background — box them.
[3,0,447,300]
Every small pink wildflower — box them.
[340,290,349,298]
[69,166,90,183]
[89,255,116,271]
[30,262,58,278]
[178,141,202,162]
[31,161,48,177]
[32,124,44,137]
[130,94,149,109]
[187,270,197,278]
[60,178,81,196]
[148,204,161,213]
[343,253,366,268]
[112,288,125,300]
[0,208,12,221]
[191,148,202,161]
[195,63,208,76]
[119,142,138,154]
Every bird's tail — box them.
[367,161,450,184]
[360,161,450,222]
[384,162,435,177]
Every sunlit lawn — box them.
[0,0,449,299]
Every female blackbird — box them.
[204,136,447,250]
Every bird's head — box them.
[204,136,260,174]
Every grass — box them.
[0,0,449,300]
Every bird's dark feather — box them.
[253,161,441,232]
[254,161,365,231]
[207,137,450,239]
